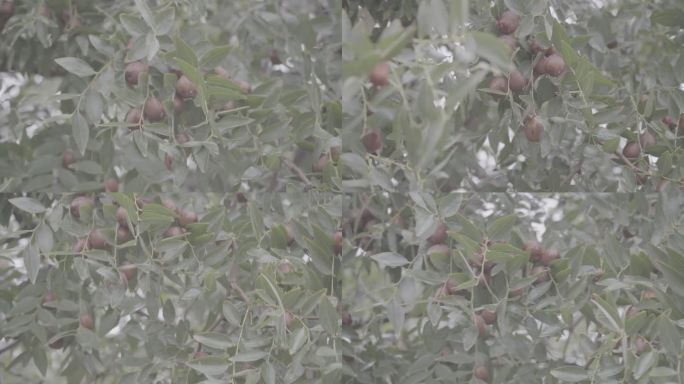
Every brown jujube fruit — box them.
[42,292,57,306]
[178,210,198,227]
[116,206,128,226]
[161,198,177,213]
[278,261,293,274]
[541,249,559,265]
[62,149,77,168]
[523,240,544,262]
[622,142,640,159]
[125,61,148,86]
[427,244,450,259]
[489,76,508,94]
[175,75,198,99]
[333,230,343,255]
[341,311,352,326]
[362,131,384,153]
[88,229,108,250]
[606,40,618,49]
[164,226,184,238]
[144,97,165,122]
[236,79,252,94]
[194,351,208,358]
[285,224,295,246]
[639,130,656,147]
[126,107,142,129]
[70,196,94,219]
[545,46,558,57]
[532,265,549,283]
[117,226,132,243]
[164,153,173,170]
[480,309,497,325]
[214,66,230,79]
[236,192,247,203]
[72,238,87,253]
[496,10,520,34]
[428,220,448,244]
[524,117,544,142]
[119,263,136,281]
[49,338,64,349]
[474,366,490,381]
[473,314,487,338]
[662,115,675,129]
[104,178,118,192]
[533,56,549,76]
[508,70,526,93]
[37,4,52,18]
[635,335,647,354]
[0,1,14,18]
[79,313,94,329]
[678,115,684,129]
[176,132,190,145]
[545,54,565,77]
[270,50,281,65]
[369,62,390,87]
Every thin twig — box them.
[230,281,251,305]
[280,156,311,186]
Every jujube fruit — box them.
[104,178,119,192]
[622,142,640,159]
[533,56,549,76]
[661,115,675,129]
[639,130,656,147]
[369,62,390,87]
[164,153,173,170]
[474,366,490,381]
[79,313,94,329]
[473,314,487,338]
[143,97,165,122]
[496,10,520,34]
[164,226,184,238]
[116,206,129,226]
[193,351,208,358]
[545,54,565,77]
[341,311,352,326]
[606,40,618,49]
[126,107,142,129]
[285,224,295,246]
[42,291,57,306]
[545,46,558,57]
[176,132,190,144]
[541,249,559,265]
[119,263,136,281]
[125,61,148,86]
[62,149,77,168]
[523,240,544,262]
[88,229,108,250]
[480,309,497,325]
[72,238,87,252]
[489,76,508,94]
[173,95,184,113]
[524,117,544,142]
[214,66,230,79]
[362,131,384,153]
[508,70,526,93]
[0,1,14,18]
[531,265,549,283]
[333,230,343,255]
[178,210,198,227]
[49,338,64,349]
[236,79,252,94]
[270,50,281,65]
[116,226,132,243]
[427,220,448,244]
[175,75,198,99]
[69,196,94,219]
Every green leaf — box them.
[633,351,656,379]
[289,327,307,355]
[9,197,46,213]
[658,314,681,356]
[651,10,684,27]
[319,296,339,336]
[200,45,232,69]
[469,31,514,71]
[71,112,89,156]
[54,57,96,77]
[193,332,235,349]
[550,366,589,382]
[371,252,409,267]
[24,244,40,284]
[230,351,267,362]
[487,214,516,239]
